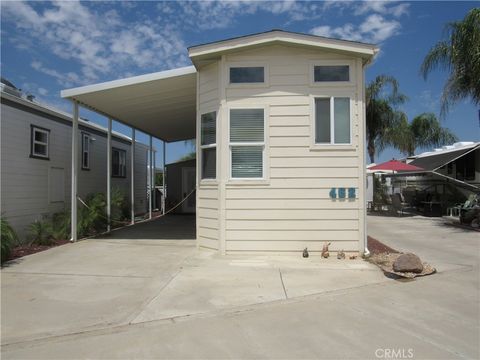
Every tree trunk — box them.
[367,140,375,164]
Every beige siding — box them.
[197,62,220,250]
[223,44,363,254]
[195,43,367,254]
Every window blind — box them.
[201,112,216,145]
[231,146,263,178]
[230,109,264,142]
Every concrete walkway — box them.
[1,215,479,359]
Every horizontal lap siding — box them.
[197,62,220,250]
[224,45,362,254]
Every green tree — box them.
[366,75,408,163]
[421,8,480,115]
[178,152,196,162]
[391,112,458,156]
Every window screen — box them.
[230,67,264,83]
[112,148,126,177]
[200,112,216,179]
[315,97,351,145]
[314,65,349,82]
[315,98,331,143]
[82,134,90,169]
[230,109,264,179]
[334,98,350,144]
[31,126,50,158]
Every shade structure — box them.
[369,160,423,172]
[61,66,197,142]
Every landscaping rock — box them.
[393,253,424,273]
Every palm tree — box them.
[421,8,480,115]
[391,113,458,156]
[366,75,407,163]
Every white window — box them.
[30,125,50,159]
[112,148,127,177]
[200,111,216,180]
[229,108,265,179]
[314,65,349,82]
[230,67,264,84]
[82,133,90,170]
[314,97,351,145]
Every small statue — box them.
[321,242,331,258]
[337,250,345,260]
[302,247,309,258]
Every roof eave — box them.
[61,65,196,100]
[188,31,378,67]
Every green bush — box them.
[111,187,129,224]
[1,217,18,264]
[51,211,70,241]
[78,192,107,237]
[27,218,54,246]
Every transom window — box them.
[30,125,50,159]
[82,133,90,170]
[314,97,351,144]
[112,148,126,178]
[200,111,216,180]
[230,67,264,84]
[229,108,265,179]
[314,65,349,82]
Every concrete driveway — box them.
[1,215,479,359]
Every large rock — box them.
[393,253,424,273]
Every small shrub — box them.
[27,218,54,246]
[78,192,107,237]
[1,217,18,264]
[51,211,70,240]
[111,187,129,225]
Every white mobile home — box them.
[62,30,378,255]
[1,82,150,241]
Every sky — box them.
[1,0,479,166]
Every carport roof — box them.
[61,66,197,142]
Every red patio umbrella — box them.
[369,159,423,172]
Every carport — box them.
[61,66,197,241]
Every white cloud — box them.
[310,2,405,44]
[354,1,410,18]
[160,1,321,30]
[37,87,48,96]
[2,1,189,86]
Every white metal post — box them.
[71,101,79,242]
[152,147,156,210]
[149,135,153,219]
[107,118,112,232]
[162,141,166,214]
[130,128,135,225]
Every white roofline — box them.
[189,30,378,60]
[414,142,480,159]
[61,65,196,99]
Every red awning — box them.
[369,160,423,172]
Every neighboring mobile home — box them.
[61,30,378,255]
[0,81,150,241]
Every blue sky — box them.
[1,1,479,166]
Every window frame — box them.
[226,62,269,88]
[81,133,91,170]
[200,110,217,181]
[112,147,127,178]
[30,125,50,160]
[228,106,269,183]
[310,95,354,149]
[310,60,355,87]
